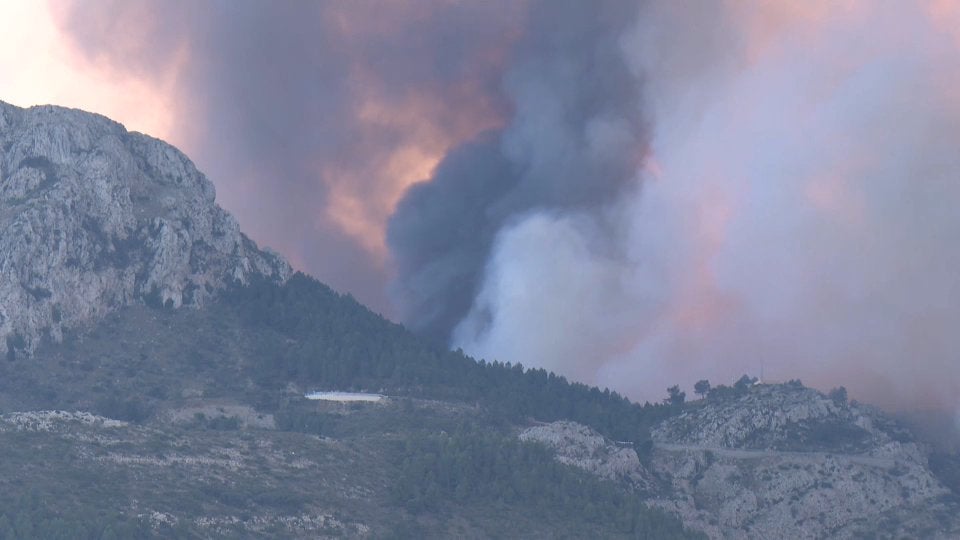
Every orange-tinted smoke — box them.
[309,1,523,264]
[41,0,529,314]
[618,0,960,411]
[321,65,509,263]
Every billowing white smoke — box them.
[454,1,960,412]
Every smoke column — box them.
[449,1,960,417]
[46,1,960,419]
[387,0,646,343]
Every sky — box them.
[3,1,960,421]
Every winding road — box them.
[653,442,897,469]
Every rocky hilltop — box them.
[529,382,960,539]
[0,101,290,359]
[521,420,655,491]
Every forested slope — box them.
[0,273,701,539]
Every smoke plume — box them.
[47,1,960,418]
[387,0,646,342]
[452,1,960,415]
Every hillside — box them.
[524,382,960,539]
[648,383,958,539]
[0,276,699,539]
[2,275,958,539]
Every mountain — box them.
[526,383,960,539]
[0,101,289,360]
[0,100,958,539]
[650,383,955,538]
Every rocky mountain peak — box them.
[0,101,290,359]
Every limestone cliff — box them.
[0,101,290,359]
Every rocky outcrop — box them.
[0,101,290,359]
[0,410,128,432]
[520,420,655,491]
[649,384,960,539]
[528,384,960,539]
[652,383,911,453]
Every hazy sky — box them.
[4,1,960,419]
[0,2,177,142]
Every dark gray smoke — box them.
[55,0,647,339]
[387,0,646,342]
[53,0,522,313]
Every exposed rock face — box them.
[0,410,128,432]
[651,385,960,539]
[0,101,290,359]
[529,384,960,539]
[652,382,910,453]
[520,420,654,491]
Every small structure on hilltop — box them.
[304,391,384,403]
